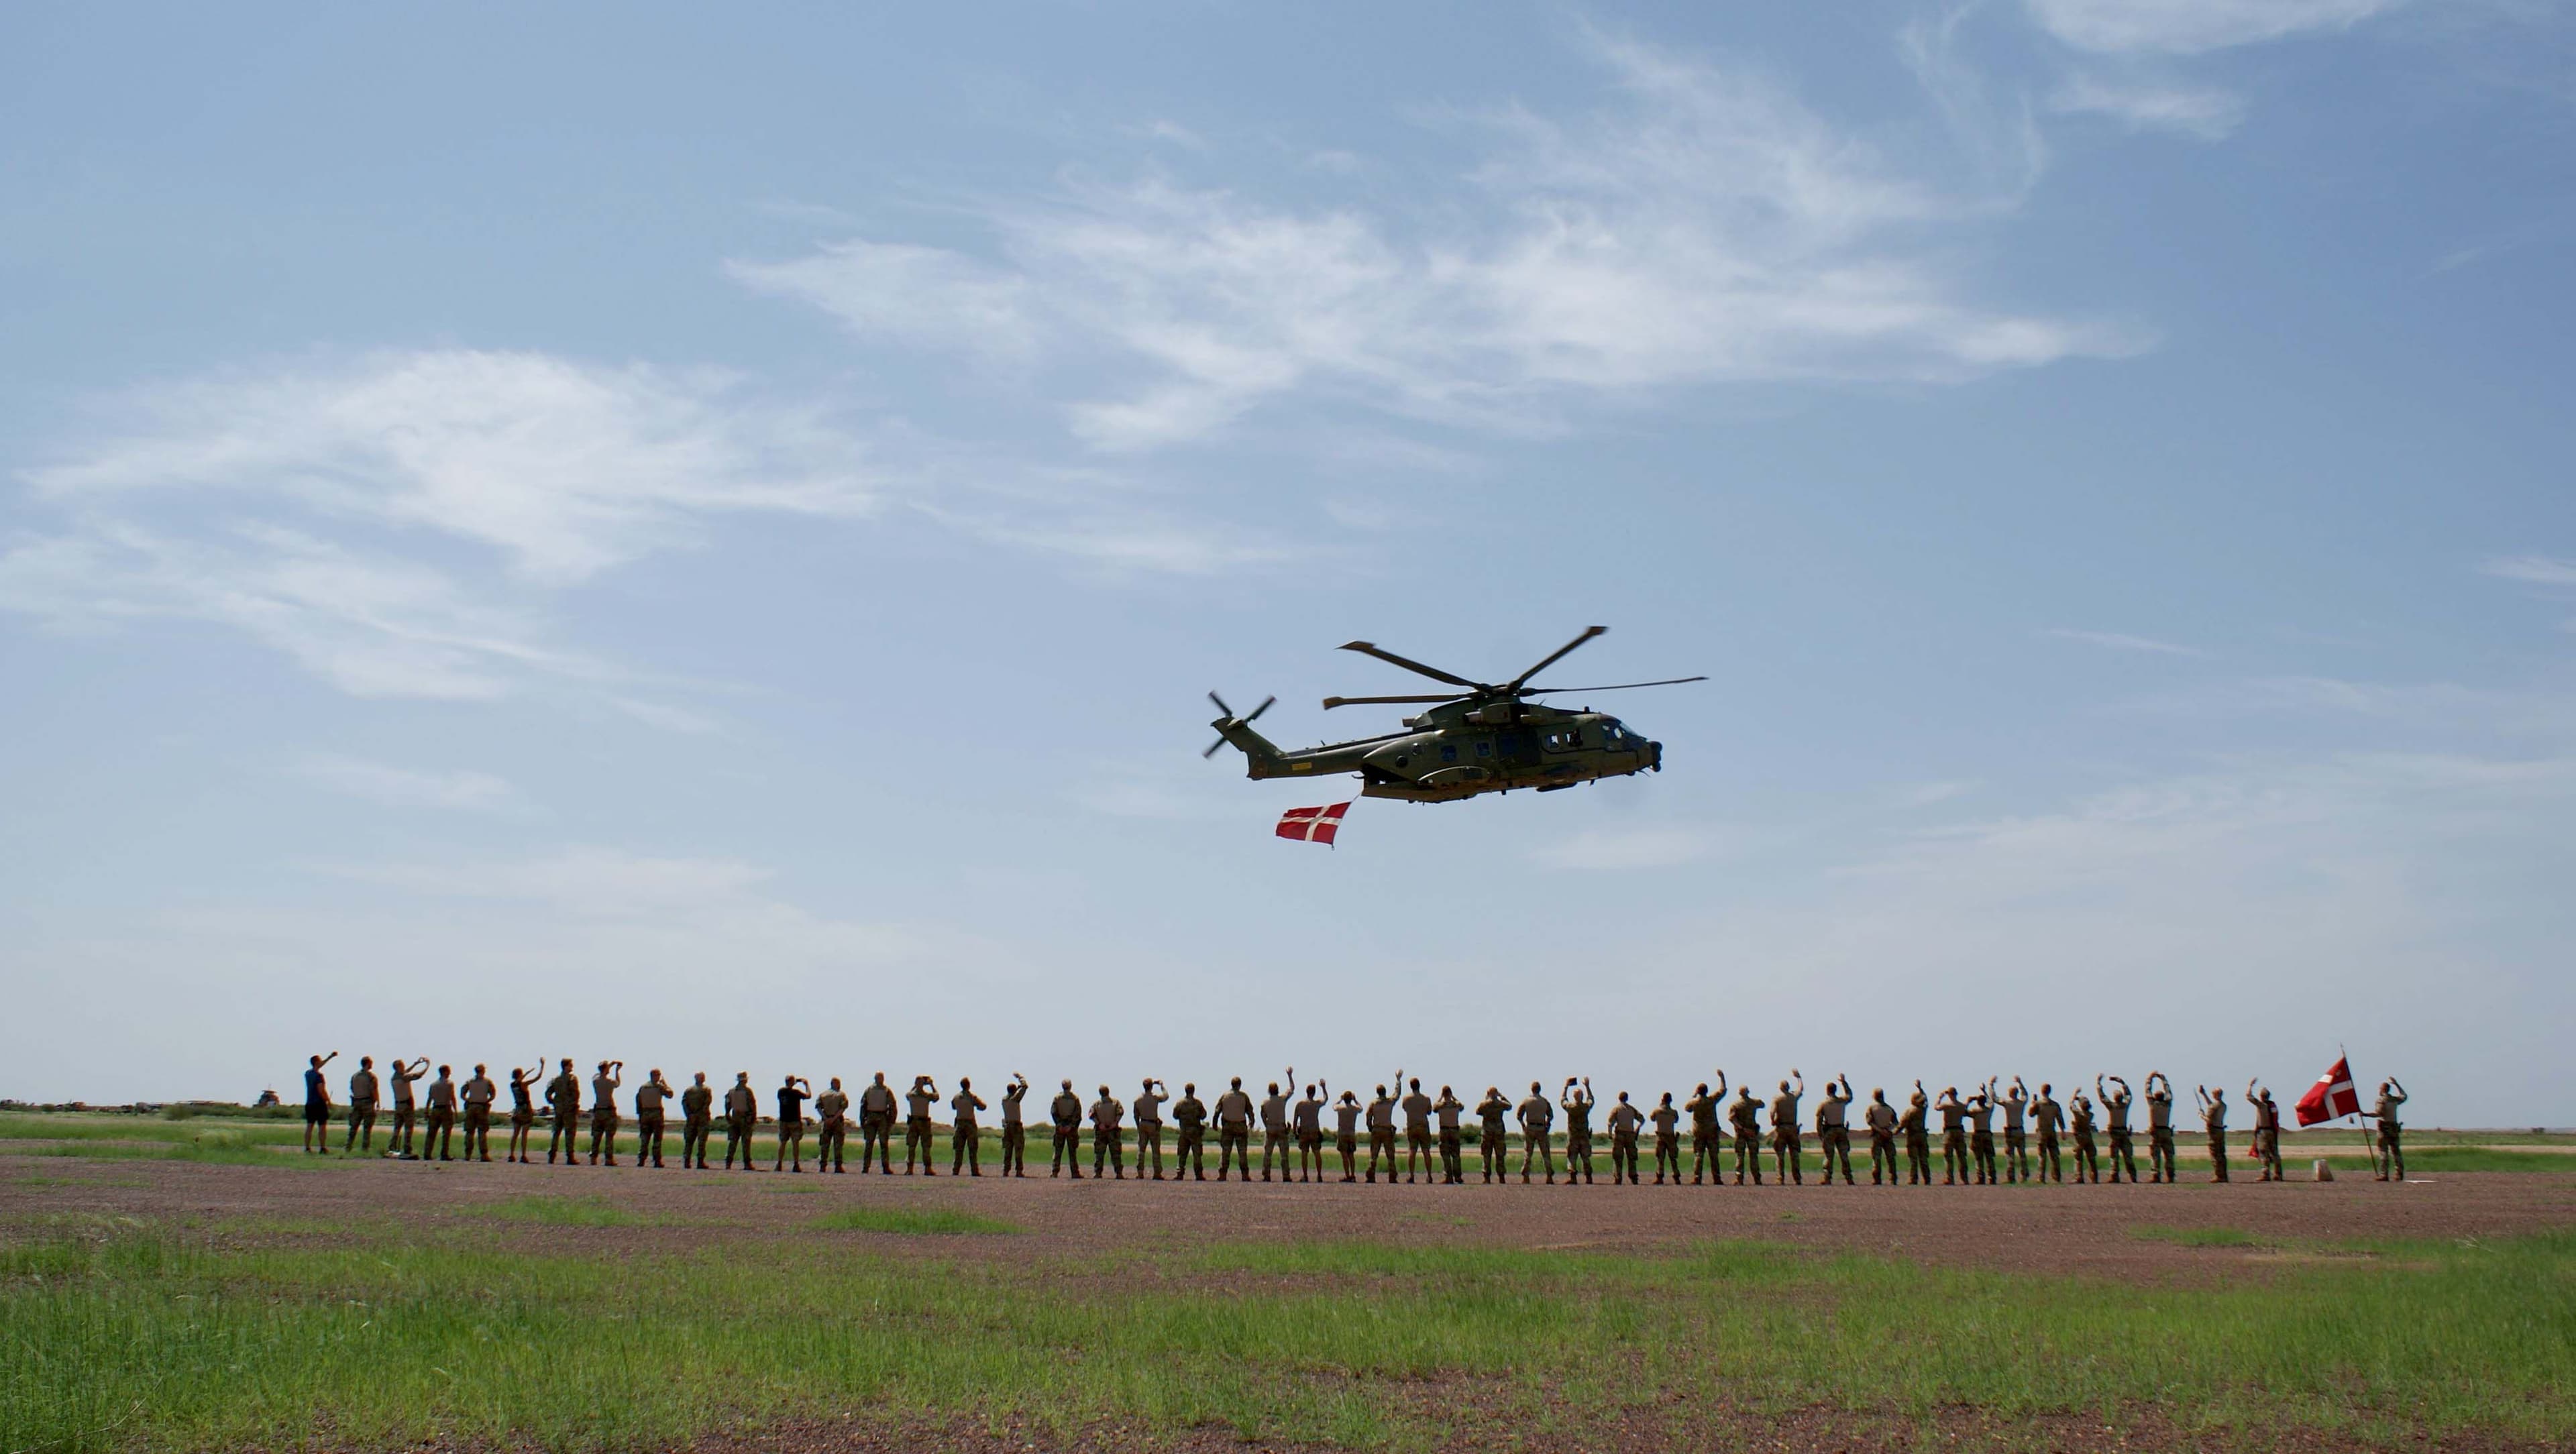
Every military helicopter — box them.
[1204,626,1704,803]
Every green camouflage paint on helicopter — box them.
[1206,627,1702,803]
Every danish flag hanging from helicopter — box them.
[1275,802,1351,845]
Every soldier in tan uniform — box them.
[1049,1079,1083,1178]
[1295,1081,1328,1182]
[1561,1078,1597,1186]
[950,1078,988,1176]
[2069,1088,2099,1182]
[680,1072,714,1169]
[1260,1071,1294,1182]
[1967,1082,1996,1186]
[1475,1086,1511,1184]
[1000,1074,1030,1177]
[1649,1092,1680,1184]
[1436,1085,1466,1184]
[1364,1082,1398,1184]
[506,1057,543,1163]
[1133,1078,1167,1180]
[1089,1085,1126,1179]
[635,1068,673,1169]
[1813,1075,1854,1185]
[1686,1075,1725,1185]
[2194,1084,2229,1183]
[722,1072,758,1170]
[2145,1072,2177,1184]
[2031,1082,2063,1184]
[1400,1078,1436,1183]
[859,1073,897,1174]
[544,1058,582,1166]
[1934,1086,1968,1185]
[2371,1078,2408,1181]
[345,1056,382,1155]
[1216,1076,1256,1181]
[1769,1072,1805,1186]
[812,1077,849,1173]
[461,1063,497,1162]
[2247,1080,2282,1183]
[1727,1084,1763,1185]
[1863,1086,1899,1185]
[1901,1083,1932,1185]
[1516,1082,1556,1183]
[1605,1092,1644,1184]
[773,1074,811,1173]
[2098,1075,2137,1183]
[1998,1077,2030,1184]
[1173,1082,1208,1180]
[903,1076,939,1175]
[421,1064,458,1162]
[1334,1086,1364,1182]
[588,1061,624,1166]
[387,1057,428,1158]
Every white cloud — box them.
[2048,74,2247,139]
[727,242,1041,365]
[295,754,518,812]
[2046,627,2210,657]
[2025,0,2405,54]
[2482,555,2576,587]
[734,34,2143,454]
[1894,779,1978,807]
[1532,825,1713,871]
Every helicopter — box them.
[1204,626,1705,803]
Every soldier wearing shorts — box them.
[1935,1086,1969,1185]
[2031,1082,2063,1183]
[1864,1087,1900,1184]
[1475,1086,1511,1183]
[1401,1078,1436,1183]
[2248,1081,2282,1183]
[422,1064,458,1162]
[1562,1078,1598,1186]
[812,1078,849,1173]
[1089,1086,1126,1178]
[1295,1082,1327,1182]
[345,1056,382,1155]
[904,1076,939,1175]
[507,1058,543,1163]
[1173,1082,1208,1180]
[1517,1082,1556,1184]
[1686,1076,1725,1184]
[1364,1084,1398,1183]
[1650,1093,1681,1184]
[1728,1085,1764,1185]
[774,1074,811,1173]
[1998,1077,2030,1184]
[1605,1093,1644,1184]
[1216,1077,1255,1181]
[1049,1080,1083,1178]
[1902,1084,1933,1185]
[388,1057,427,1158]
[1770,1072,1805,1186]
[680,1072,714,1169]
[1968,1083,1997,1186]
[2145,1073,2177,1184]
[2070,1089,2099,1182]
[1133,1078,1167,1180]
[545,1059,582,1166]
[588,1061,623,1166]
[2195,1084,2229,1183]
[461,1064,496,1162]
[722,1072,758,1170]
[859,1073,897,1174]
[2372,1078,2408,1181]
[2099,1076,2137,1183]
[1436,1086,1466,1184]
[1260,1072,1293,1182]
[635,1068,673,1169]
[302,1052,338,1154]
[1000,1074,1030,1177]
[951,1078,987,1176]
[1333,1084,1364,1182]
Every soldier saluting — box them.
[1815,1075,1854,1186]
[1134,1078,1168,1181]
[1561,1078,1597,1186]
[2371,1077,2408,1182]
[2248,1080,2282,1183]
[1260,1072,1294,1182]
[1685,1075,1724,1185]
[1902,1082,1932,1186]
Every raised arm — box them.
[2388,1078,2407,1101]
[319,1050,339,1068]
[1713,1070,1728,1098]
[1790,1069,1804,1097]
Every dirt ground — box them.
[8,1152,2571,1280]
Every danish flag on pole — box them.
[2296,1055,2359,1127]
[1276,801,1351,846]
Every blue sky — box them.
[4,1,2571,1121]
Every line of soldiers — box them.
[292,1055,2419,1185]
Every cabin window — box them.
[1440,744,1458,763]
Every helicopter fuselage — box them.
[1216,698,1662,803]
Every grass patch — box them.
[3,1225,2573,1451]
[810,1207,1022,1235]
[0,1115,316,1167]
[2128,1225,2273,1249]
[2316,1148,2576,1175]
[474,1195,658,1228]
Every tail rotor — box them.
[1204,691,1277,758]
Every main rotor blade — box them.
[1322,693,1466,710]
[1203,737,1228,759]
[1522,675,1709,695]
[1245,695,1276,723]
[1506,626,1607,691]
[1338,640,1482,689]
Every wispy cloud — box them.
[2482,555,2576,587]
[295,754,518,812]
[734,32,2143,455]
[1532,825,1713,871]
[2047,73,2246,139]
[2024,0,2406,54]
[2046,627,2210,657]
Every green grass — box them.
[0,1114,315,1167]
[2127,1225,2273,1248]
[810,1207,1022,1235]
[3,1222,2573,1452]
[474,1194,663,1228]
[2313,1148,2576,1175]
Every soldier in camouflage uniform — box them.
[507,1058,543,1163]
[859,1073,897,1174]
[2069,1087,2099,1183]
[1934,1086,1968,1185]
[722,1072,758,1171]
[2248,1080,2282,1183]
[588,1060,623,1166]
[545,1058,582,1166]
[950,1077,987,1176]
[422,1064,458,1162]
[1436,1085,1466,1184]
[1902,1083,1933,1185]
[1000,1074,1030,1177]
[2098,1076,2137,1183]
[1815,1074,1854,1185]
[1686,1075,1725,1184]
[812,1077,849,1173]
[2145,1073,2177,1184]
[1049,1079,1083,1178]
[2195,1083,2229,1184]
[1998,1076,2030,1184]
[680,1072,714,1170]
[1296,1082,1327,1182]
[1605,1092,1644,1184]
[634,1068,673,1169]
[387,1057,428,1158]
[2031,1082,2063,1184]
[1769,1072,1805,1186]
[1728,1084,1764,1185]
[1364,1082,1399,1184]
[1332,1083,1363,1183]
[1863,1086,1898,1185]
[1475,1086,1511,1184]
[1089,1085,1126,1179]
[1216,1077,1256,1181]
[1650,1092,1681,1184]
[1401,1078,1436,1184]
[1517,1082,1556,1184]
[1173,1082,1208,1180]
[345,1056,382,1156]
[903,1075,939,1175]
[461,1063,498,1162]
[1133,1078,1167,1180]
[1562,1078,1597,1186]
[2372,1078,2408,1182]
[1260,1072,1293,1182]
[1968,1082,1996,1186]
